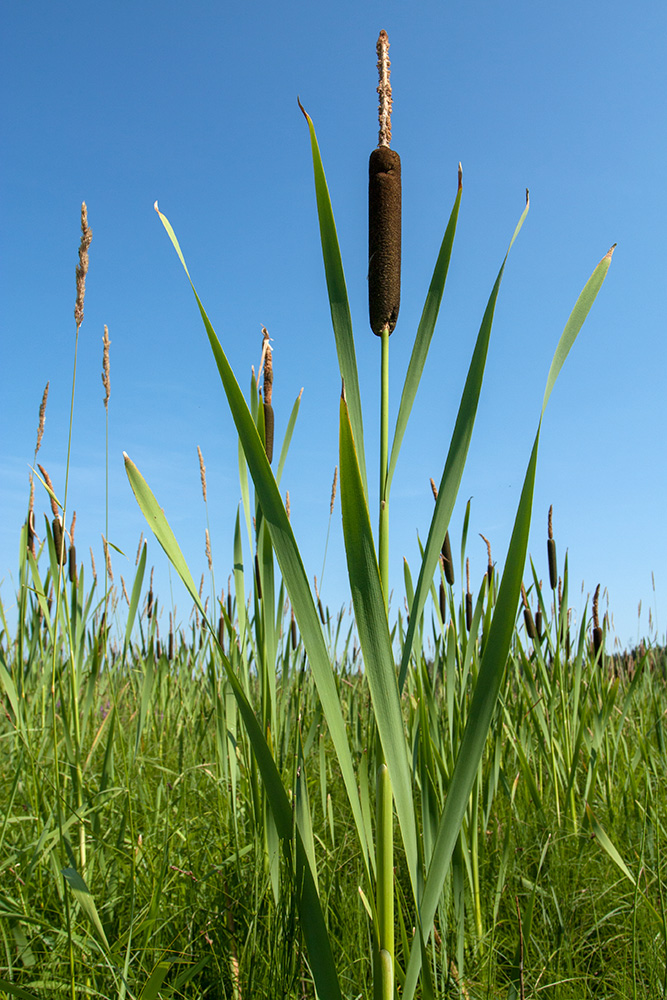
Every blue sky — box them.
[1,1,665,650]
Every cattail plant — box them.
[592,583,603,657]
[261,326,274,463]
[547,504,558,590]
[130,29,616,1000]
[68,510,77,584]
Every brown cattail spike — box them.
[592,583,603,657]
[547,505,558,590]
[369,31,400,337]
[439,580,447,625]
[369,146,401,336]
[441,531,455,586]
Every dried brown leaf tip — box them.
[74,202,93,329]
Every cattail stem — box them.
[378,325,390,603]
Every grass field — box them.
[3,60,663,998]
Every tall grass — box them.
[4,30,664,1000]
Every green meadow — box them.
[2,42,665,1000]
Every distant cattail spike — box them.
[480,533,493,584]
[439,581,447,625]
[465,558,473,632]
[291,608,298,651]
[53,517,66,566]
[592,583,603,657]
[69,544,77,584]
[255,554,262,601]
[547,506,558,590]
[430,478,438,501]
[74,202,93,329]
[441,531,455,586]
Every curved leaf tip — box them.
[297,96,311,124]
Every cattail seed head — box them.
[441,531,455,586]
[263,400,274,463]
[69,544,77,584]
[480,533,493,584]
[53,517,66,565]
[291,608,297,651]
[439,580,447,624]
[74,202,93,329]
[535,608,543,640]
[547,506,558,591]
[369,146,401,336]
[465,558,472,632]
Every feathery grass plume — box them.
[205,528,213,572]
[197,445,207,502]
[260,327,274,462]
[465,558,473,632]
[68,510,77,583]
[74,202,93,329]
[480,533,493,584]
[521,582,537,639]
[102,325,110,408]
[329,466,338,515]
[547,504,558,590]
[120,576,130,605]
[369,30,401,337]
[102,534,114,582]
[285,491,290,520]
[36,381,49,455]
[135,533,144,564]
[592,583,603,656]
[89,546,97,583]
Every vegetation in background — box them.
[3,29,663,1000]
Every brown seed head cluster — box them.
[74,202,93,329]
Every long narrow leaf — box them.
[401,244,614,999]
[299,102,368,499]
[386,171,462,491]
[124,453,342,999]
[339,393,419,902]
[398,194,530,691]
[152,203,372,882]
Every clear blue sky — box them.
[2,1,665,651]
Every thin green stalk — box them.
[379,325,390,605]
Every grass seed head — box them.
[102,325,110,409]
[35,381,49,456]
[197,446,207,502]
[74,202,92,329]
